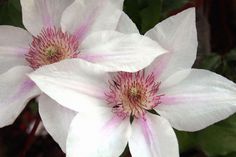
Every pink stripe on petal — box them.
[140,117,153,145]
[79,52,134,62]
[44,78,106,100]
[73,0,108,41]
[10,79,36,101]
[160,95,179,105]
[152,53,171,79]
[73,10,98,42]
[1,79,37,107]
[17,47,30,56]
[1,47,29,57]
[101,115,124,135]
[139,117,161,156]
[79,53,105,62]
[70,85,105,100]
[160,94,210,105]
[39,0,53,28]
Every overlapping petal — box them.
[38,94,77,152]
[0,66,40,127]
[67,112,130,157]
[79,30,166,72]
[29,59,110,113]
[60,0,123,40]
[145,8,197,81]
[111,0,125,9]
[116,12,139,34]
[157,69,236,131]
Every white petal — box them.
[0,26,32,74]
[145,8,197,81]
[21,0,74,35]
[110,0,125,9]
[157,69,236,131]
[61,0,123,40]
[67,112,130,157]
[29,59,110,113]
[38,94,77,152]
[0,66,40,127]
[116,12,139,34]
[129,113,179,157]
[79,31,167,72]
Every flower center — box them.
[105,71,163,119]
[25,27,79,69]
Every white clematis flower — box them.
[29,8,236,156]
[0,0,167,152]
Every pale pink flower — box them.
[0,0,166,152]
[29,8,236,157]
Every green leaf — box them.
[162,0,190,18]
[7,0,23,27]
[200,53,222,71]
[225,54,236,80]
[124,0,142,32]
[217,152,236,157]
[197,114,236,157]
[139,0,163,34]
[0,0,23,27]
[226,49,236,61]
[175,130,197,153]
[8,0,21,11]
[0,3,9,24]
[123,0,191,34]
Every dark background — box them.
[0,0,236,156]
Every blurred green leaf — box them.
[124,0,163,34]
[217,152,236,157]
[124,0,191,34]
[200,53,222,70]
[225,49,236,61]
[224,49,236,80]
[175,130,197,153]
[9,0,21,11]
[197,114,236,157]
[139,0,163,33]
[162,0,189,18]
[0,3,8,24]
[124,0,142,32]
[199,49,236,81]
[0,0,23,27]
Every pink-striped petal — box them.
[38,94,77,152]
[21,0,74,36]
[0,66,40,127]
[29,59,110,113]
[0,26,32,74]
[60,0,123,41]
[67,111,130,157]
[145,8,197,81]
[157,69,236,131]
[79,30,167,72]
[129,113,179,157]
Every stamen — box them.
[105,70,163,119]
[25,27,79,69]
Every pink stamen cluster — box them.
[26,27,79,69]
[105,70,163,119]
